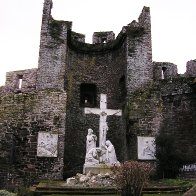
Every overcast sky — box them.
[0,0,196,86]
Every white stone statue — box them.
[86,128,97,153]
[104,140,118,165]
[85,148,99,165]
[100,122,108,148]
[84,128,119,166]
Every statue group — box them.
[85,128,119,166]
[84,94,121,170]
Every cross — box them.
[84,94,122,147]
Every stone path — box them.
[183,185,196,196]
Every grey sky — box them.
[0,0,196,86]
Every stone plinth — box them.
[83,164,112,175]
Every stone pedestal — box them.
[83,164,112,175]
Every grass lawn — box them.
[43,194,182,196]
[144,194,182,196]
[147,178,196,187]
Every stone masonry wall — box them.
[127,76,196,163]
[0,90,66,188]
[159,77,196,162]
[127,82,163,159]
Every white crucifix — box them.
[84,94,122,147]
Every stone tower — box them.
[37,0,71,90]
[126,6,153,94]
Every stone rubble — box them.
[66,172,115,187]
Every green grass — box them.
[43,195,119,196]
[144,194,182,196]
[44,194,182,196]
[148,178,196,187]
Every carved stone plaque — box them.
[37,132,58,157]
[137,136,155,160]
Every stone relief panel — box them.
[37,132,58,157]
[137,136,155,160]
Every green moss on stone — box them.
[71,31,84,40]
[126,82,163,135]
[68,30,126,54]
[127,27,145,38]
[49,19,64,44]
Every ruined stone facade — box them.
[0,0,196,188]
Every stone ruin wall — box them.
[33,0,156,177]
[64,37,128,177]
[126,82,163,159]
[0,0,196,188]
[126,64,196,161]
[3,68,37,94]
[159,77,196,162]
[153,62,178,80]
[0,89,66,188]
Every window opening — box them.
[101,38,107,43]
[119,75,127,100]
[17,75,23,89]
[161,67,167,79]
[80,83,97,107]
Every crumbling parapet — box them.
[71,31,85,43]
[2,68,37,93]
[185,60,196,77]
[93,31,115,44]
[153,62,178,80]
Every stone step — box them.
[33,181,191,196]
[179,172,196,179]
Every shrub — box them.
[16,187,33,196]
[0,190,16,196]
[112,161,152,196]
[155,133,183,178]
